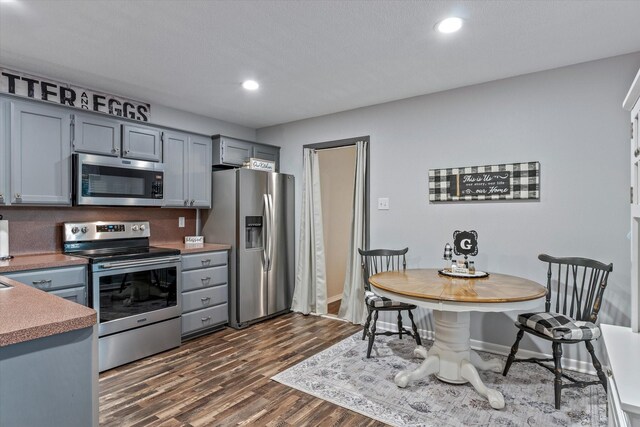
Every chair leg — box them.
[367,310,379,358]
[397,311,404,340]
[407,309,422,346]
[503,329,524,376]
[362,306,372,341]
[585,340,607,393]
[552,342,563,410]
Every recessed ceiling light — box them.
[0,0,17,4]
[436,17,463,34]
[242,80,259,91]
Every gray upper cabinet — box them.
[212,135,280,170]
[252,144,280,170]
[122,124,162,162]
[162,131,189,207]
[0,99,9,205]
[213,135,252,167]
[10,101,71,205]
[188,135,212,208]
[162,132,212,208]
[72,113,121,156]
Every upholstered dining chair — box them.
[359,248,422,358]
[502,254,613,409]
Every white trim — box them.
[327,294,342,304]
[623,67,640,111]
[375,320,596,376]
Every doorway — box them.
[302,136,370,318]
[318,146,357,315]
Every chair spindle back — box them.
[358,248,408,291]
[538,254,613,323]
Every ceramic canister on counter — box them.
[0,215,8,258]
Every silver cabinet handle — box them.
[635,148,640,157]
[190,200,195,206]
[15,193,21,199]
[184,200,188,206]
[201,259,211,266]
[201,296,211,303]
[201,316,212,322]
[32,279,52,288]
[0,193,4,201]
[200,276,211,284]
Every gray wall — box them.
[257,53,640,363]
[152,104,256,140]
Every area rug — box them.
[272,333,606,426]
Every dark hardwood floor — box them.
[99,313,386,426]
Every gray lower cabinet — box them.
[181,251,228,339]
[122,124,162,162]
[4,265,88,306]
[72,113,121,156]
[10,100,72,205]
[162,132,212,208]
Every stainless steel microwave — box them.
[73,153,164,206]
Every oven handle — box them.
[98,256,181,270]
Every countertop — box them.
[0,253,88,274]
[155,242,231,254]
[0,276,96,347]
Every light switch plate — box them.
[178,217,185,228]
[377,197,389,210]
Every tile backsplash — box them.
[0,206,197,255]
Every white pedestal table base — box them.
[394,310,505,409]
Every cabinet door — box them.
[188,135,212,208]
[122,124,161,161]
[252,144,280,171]
[49,286,87,306]
[10,101,71,205]
[0,99,9,205]
[162,131,189,207]
[219,136,252,166]
[72,113,121,156]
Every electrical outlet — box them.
[178,217,185,228]
[377,198,389,210]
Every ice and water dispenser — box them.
[245,216,263,249]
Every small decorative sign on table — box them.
[440,230,488,278]
[429,161,540,202]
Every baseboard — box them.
[374,320,597,376]
[327,294,342,304]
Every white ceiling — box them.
[1,0,640,129]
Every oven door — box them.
[91,256,181,337]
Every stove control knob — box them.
[71,226,79,234]
[132,225,139,231]
[139,224,146,231]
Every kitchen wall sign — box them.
[429,161,540,202]
[0,67,150,122]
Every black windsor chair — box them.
[359,248,422,358]
[502,254,613,409]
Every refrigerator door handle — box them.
[262,194,271,271]
[267,194,275,271]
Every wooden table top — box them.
[369,268,547,304]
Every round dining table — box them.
[369,268,547,410]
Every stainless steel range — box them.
[63,221,181,372]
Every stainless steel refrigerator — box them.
[202,168,295,329]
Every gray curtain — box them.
[291,148,327,314]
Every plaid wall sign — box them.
[429,161,540,202]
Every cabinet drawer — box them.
[182,285,227,313]
[182,304,227,334]
[5,266,85,291]
[181,251,227,271]
[182,266,227,292]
